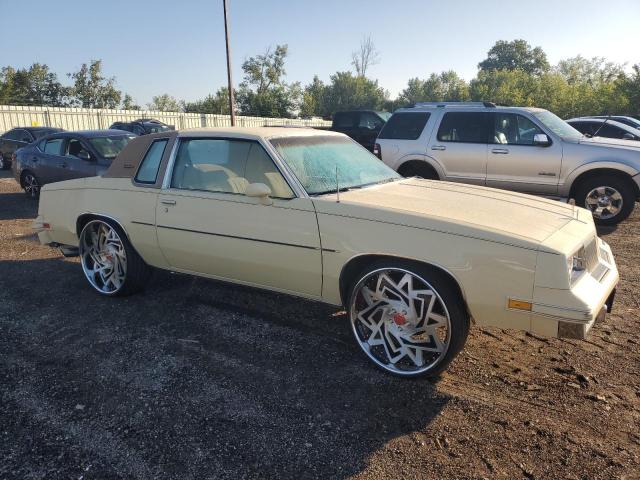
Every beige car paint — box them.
[35,127,618,341]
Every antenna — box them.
[336,165,340,203]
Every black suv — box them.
[109,118,174,136]
[0,127,64,169]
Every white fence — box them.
[0,105,331,133]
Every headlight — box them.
[568,246,587,283]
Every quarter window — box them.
[43,138,64,155]
[136,139,168,184]
[358,112,384,130]
[378,113,430,140]
[492,113,544,145]
[437,112,490,143]
[171,139,293,198]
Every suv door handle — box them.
[431,145,446,151]
[161,199,176,206]
[491,148,509,154]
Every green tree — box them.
[479,39,550,76]
[0,63,69,106]
[397,71,470,106]
[236,45,301,117]
[148,94,183,112]
[317,71,387,117]
[121,94,140,110]
[68,60,121,108]
[300,76,326,118]
[183,88,233,114]
[621,64,640,116]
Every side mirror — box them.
[533,133,551,146]
[245,182,273,205]
[622,133,635,140]
[77,150,92,161]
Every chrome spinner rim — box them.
[79,221,127,295]
[585,186,623,220]
[350,268,451,376]
[24,173,39,197]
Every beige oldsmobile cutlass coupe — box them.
[34,127,618,377]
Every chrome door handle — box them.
[491,148,509,154]
[161,199,176,205]
[431,145,446,151]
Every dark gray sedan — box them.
[12,130,136,197]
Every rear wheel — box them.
[575,175,636,226]
[348,261,469,377]
[79,219,151,296]
[398,161,439,180]
[21,171,40,198]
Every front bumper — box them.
[530,239,619,340]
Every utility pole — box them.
[223,0,236,126]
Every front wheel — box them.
[348,262,469,377]
[575,175,636,226]
[79,219,151,296]
[22,171,40,198]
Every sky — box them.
[1,0,638,106]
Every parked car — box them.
[322,110,390,152]
[109,118,174,136]
[33,127,617,378]
[0,127,63,170]
[13,130,136,197]
[376,102,640,225]
[566,118,640,141]
[586,115,640,130]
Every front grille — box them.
[584,238,599,272]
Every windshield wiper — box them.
[310,187,352,196]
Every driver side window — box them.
[171,139,293,199]
[492,114,544,145]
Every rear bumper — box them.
[530,239,619,340]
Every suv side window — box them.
[437,112,489,143]
[43,138,64,155]
[598,124,629,139]
[171,139,293,198]
[358,112,384,130]
[333,113,355,129]
[492,113,544,145]
[379,112,430,140]
[136,139,168,184]
[4,129,22,141]
[18,130,33,143]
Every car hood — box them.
[313,179,586,251]
[578,136,640,151]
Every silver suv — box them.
[375,102,640,225]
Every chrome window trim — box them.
[161,135,305,199]
[133,137,171,187]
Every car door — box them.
[355,112,385,151]
[60,136,97,179]
[156,137,322,297]
[427,111,489,185]
[35,136,68,183]
[486,112,562,195]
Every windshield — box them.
[270,135,400,195]
[89,135,135,159]
[533,110,583,141]
[144,124,171,133]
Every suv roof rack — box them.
[411,101,496,108]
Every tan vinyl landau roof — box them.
[104,127,341,179]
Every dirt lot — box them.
[0,169,638,480]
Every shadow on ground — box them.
[0,257,448,479]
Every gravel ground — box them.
[0,169,638,479]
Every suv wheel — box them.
[575,175,636,226]
[348,261,469,377]
[398,162,439,180]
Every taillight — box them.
[373,142,381,159]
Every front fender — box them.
[561,161,640,197]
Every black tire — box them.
[79,218,152,296]
[0,155,9,170]
[21,170,40,198]
[347,259,469,378]
[398,161,439,180]
[574,174,636,226]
